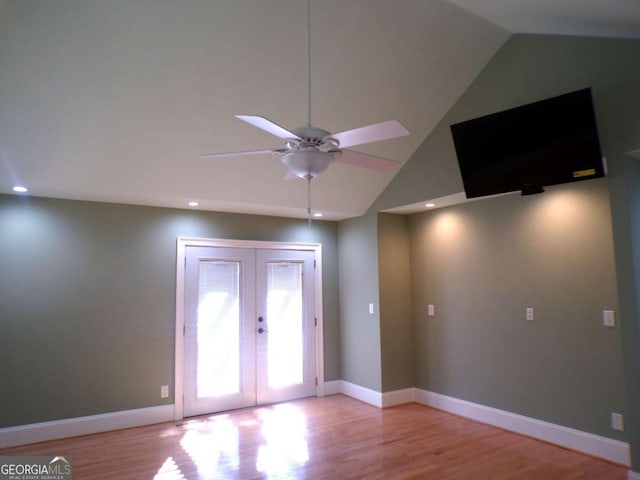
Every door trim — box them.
[174,237,325,421]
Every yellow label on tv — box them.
[573,168,596,178]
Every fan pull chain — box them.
[306,175,313,226]
[306,0,312,128]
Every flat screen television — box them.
[450,88,604,198]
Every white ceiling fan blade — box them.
[331,120,409,149]
[338,149,402,173]
[200,149,279,159]
[235,115,301,140]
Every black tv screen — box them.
[450,88,604,198]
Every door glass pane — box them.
[197,260,241,397]
[266,262,304,388]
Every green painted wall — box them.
[409,179,625,440]
[608,154,640,467]
[336,212,415,394]
[0,195,340,427]
[337,213,382,391]
[378,213,414,392]
[370,34,640,465]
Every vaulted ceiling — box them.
[1,0,639,220]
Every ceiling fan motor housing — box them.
[292,126,331,140]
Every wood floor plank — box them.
[0,395,628,479]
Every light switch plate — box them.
[603,310,615,327]
[526,307,534,321]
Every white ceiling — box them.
[1,1,639,221]
[448,0,640,39]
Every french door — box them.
[183,245,317,417]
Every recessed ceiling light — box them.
[188,201,199,207]
[13,186,28,193]
[425,203,436,208]
[313,212,323,217]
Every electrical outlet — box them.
[611,412,624,431]
[369,303,375,315]
[160,385,169,399]
[427,304,435,317]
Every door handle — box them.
[257,316,267,334]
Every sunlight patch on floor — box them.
[167,403,310,478]
[256,404,310,475]
[180,414,239,478]
[153,457,186,480]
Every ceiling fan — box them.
[200,0,410,221]
[201,116,410,178]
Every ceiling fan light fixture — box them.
[282,149,337,179]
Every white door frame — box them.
[174,237,325,421]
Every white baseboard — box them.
[0,404,174,449]
[381,388,416,407]
[323,380,343,396]
[332,380,383,407]
[628,471,640,480]
[324,381,416,408]
[327,381,631,467]
[415,389,630,467]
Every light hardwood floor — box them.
[0,395,628,479]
